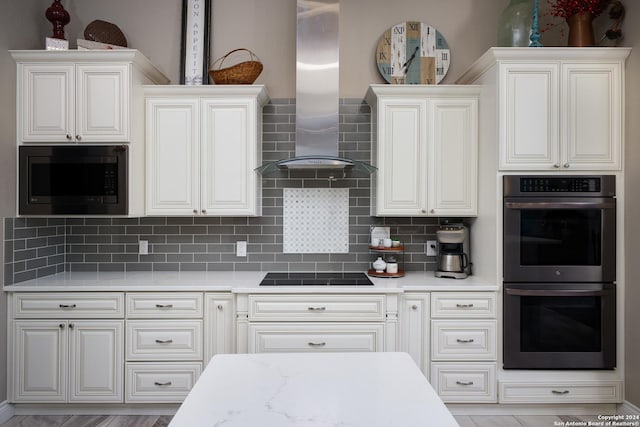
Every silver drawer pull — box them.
[307,342,327,347]
[307,307,327,311]
[154,381,172,386]
[552,390,570,395]
[456,339,475,344]
[155,304,174,308]
[59,304,77,309]
[155,339,173,344]
[456,303,474,308]
[456,381,474,386]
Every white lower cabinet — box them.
[124,293,205,403]
[499,381,622,404]
[125,362,202,403]
[249,323,383,353]
[430,363,496,403]
[204,293,236,364]
[8,293,125,403]
[428,292,498,403]
[400,293,429,377]
[237,293,395,354]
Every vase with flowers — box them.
[548,0,610,46]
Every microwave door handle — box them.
[505,288,610,297]
[504,201,615,209]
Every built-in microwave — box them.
[19,145,128,215]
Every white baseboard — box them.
[447,403,618,416]
[0,400,15,424]
[12,403,178,416]
[618,400,640,415]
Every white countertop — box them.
[3,271,498,292]
[169,352,459,427]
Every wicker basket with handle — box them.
[209,48,263,84]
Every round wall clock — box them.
[375,21,451,85]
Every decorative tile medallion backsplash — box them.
[4,99,443,285]
[283,188,349,253]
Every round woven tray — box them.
[209,48,263,84]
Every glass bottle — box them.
[497,0,534,47]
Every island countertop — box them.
[169,352,459,427]
[2,271,498,292]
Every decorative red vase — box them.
[46,0,70,40]
[566,11,595,47]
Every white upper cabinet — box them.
[145,86,268,216]
[458,48,629,171]
[366,85,479,217]
[11,50,168,144]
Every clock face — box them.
[375,21,451,84]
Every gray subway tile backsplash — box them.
[4,98,443,285]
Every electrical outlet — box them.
[139,240,149,255]
[236,241,247,257]
[426,240,437,257]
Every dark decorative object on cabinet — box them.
[45,0,70,40]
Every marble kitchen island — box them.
[169,352,459,427]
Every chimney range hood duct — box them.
[256,0,375,175]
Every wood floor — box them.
[0,414,606,426]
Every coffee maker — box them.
[435,225,471,279]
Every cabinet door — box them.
[69,320,124,402]
[499,63,560,170]
[562,62,622,170]
[428,98,477,216]
[18,64,74,142]
[146,98,200,215]
[204,294,235,365]
[75,64,130,142]
[375,98,428,215]
[201,98,260,216]
[400,294,429,377]
[11,320,67,402]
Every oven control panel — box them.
[503,175,615,197]
[519,177,601,192]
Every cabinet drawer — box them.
[430,363,497,403]
[11,293,124,318]
[125,362,202,403]
[249,323,384,353]
[499,381,622,404]
[248,295,385,321]
[126,292,203,318]
[431,292,496,318]
[431,320,497,361]
[126,320,202,361]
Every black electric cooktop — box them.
[259,272,374,286]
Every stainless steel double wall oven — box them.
[502,175,616,369]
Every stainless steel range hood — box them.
[256,0,375,175]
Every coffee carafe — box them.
[435,225,471,279]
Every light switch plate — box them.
[139,240,149,255]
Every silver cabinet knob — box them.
[430,209,435,214]
[193,209,198,214]
[75,135,81,141]
[217,304,223,310]
[553,163,561,168]
[202,209,207,214]
[411,305,418,310]
[66,134,72,140]
[563,163,570,168]
[69,323,74,329]
[59,323,65,329]
[421,209,426,214]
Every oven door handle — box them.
[504,199,616,209]
[505,288,610,297]
[504,201,615,209]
